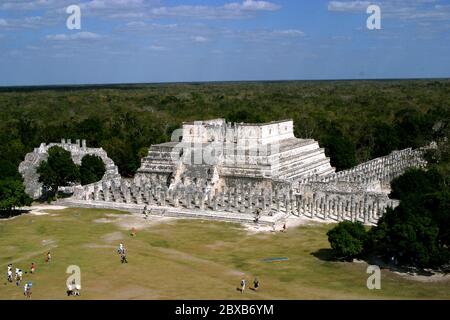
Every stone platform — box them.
[58,199,288,226]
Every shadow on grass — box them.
[0,209,30,219]
[310,248,341,262]
[311,249,450,276]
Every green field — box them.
[0,207,448,300]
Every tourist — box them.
[130,227,136,237]
[118,243,125,255]
[120,252,128,264]
[67,283,73,296]
[6,264,12,282]
[143,205,148,219]
[15,268,20,286]
[24,282,32,299]
[30,262,36,274]
[16,269,23,286]
[240,278,246,294]
[7,267,13,283]
[282,223,287,232]
[253,278,259,291]
[74,283,81,296]
[46,251,52,263]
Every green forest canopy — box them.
[0,79,449,177]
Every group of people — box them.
[271,222,288,233]
[6,263,35,299]
[240,277,260,294]
[67,280,81,297]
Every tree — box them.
[0,160,22,180]
[327,221,368,260]
[0,179,32,214]
[226,109,263,124]
[389,168,443,201]
[37,146,80,198]
[367,168,450,269]
[80,154,106,185]
[323,131,357,171]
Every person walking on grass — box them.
[240,278,246,294]
[30,262,36,274]
[24,282,32,299]
[120,252,128,264]
[16,269,23,286]
[45,251,51,263]
[253,278,259,291]
[118,243,124,255]
[7,266,13,283]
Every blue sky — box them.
[1,0,450,86]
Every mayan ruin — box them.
[19,118,428,226]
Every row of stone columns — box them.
[296,192,398,223]
[298,148,426,186]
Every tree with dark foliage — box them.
[327,221,367,260]
[0,179,32,215]
[37,146,80,199]
[367,168,450,269]
[80,154,106,185]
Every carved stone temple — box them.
[20,119,428,225]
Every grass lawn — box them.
[0,208,448,300]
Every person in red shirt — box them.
[30,263,36,274]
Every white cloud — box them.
[192,36,208,43]
[327,0,450,22]
[81,0,146,10]
[224,0,280,11]
[46,32,102,41]
[148,1,280,20]
[327,1,371,12]
[272,29,305,36]
[149,44,167,51]
[125,21,146,28]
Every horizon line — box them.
[1,76,449,90]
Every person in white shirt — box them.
[67,283,73,296]
[240,278,246,294]
[74,284,81,296]
[16,269,23,286]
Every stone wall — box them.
[296,147,427,189]
[19,139,121,199]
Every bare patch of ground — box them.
[101,232,124,242]
[41,239,56,246]
[20,204,68,217]
[112,213,176,231]
[93,218,116,224]
[83,243,116,249]
[243,216,318,234]
[393,271,450,283]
